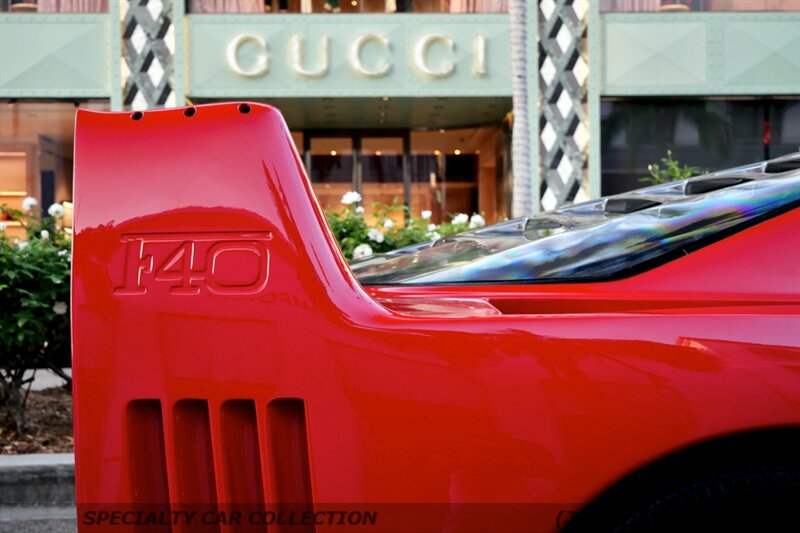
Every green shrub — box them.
[326,192,484,261]
[641,150,704,186]
[0,199,71,434]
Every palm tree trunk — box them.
[509,0,532,217]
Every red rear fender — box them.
[72,103,389,522]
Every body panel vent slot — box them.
[604,197,661,215]
[765,160,800,173]
[172,399,219,522]
[126,400,171,533]
[267,398,314,532]
[685,177,752,195]
[219,400,265,512]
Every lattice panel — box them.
[122,0,177,110]
[538,0,590,210]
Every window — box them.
[353,173,800,284]
[187,0,508,14]
[599,0,800,13]
[0,100,108,238]
[1,0,108,13]
[301,127,503,224]
[601,98,800,196]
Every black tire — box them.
[565,465,800,533]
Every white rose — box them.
[47,203,66,218]
[427,223,437,231]
[58,249,69,257]
[341,191,362,205]
[383,219,394,230]
[355,206,365,214]
[469,214,486,229]
[0,222,6,232]
[421,210,432,220]
[367,228,385,243]
[22,196,38,212]
[53,302,68,315]
[17,240,28,250]
[40,229,50,239]
[451,213,469,225]
[428,231,442,241]
[352,243,374,260]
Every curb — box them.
[0,453,75,506]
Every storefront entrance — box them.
[303,130,407,216]
[299,126,507,224]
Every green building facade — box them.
[1,0,798,231]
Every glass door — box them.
[410,129,480,224]
[304,131,409,223]
[306,136,353,211]
[303,129,492,224]
[360,136,406,225]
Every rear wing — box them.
[71,103,388,523]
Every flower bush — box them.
[0,199,71,434]
[326,192,485,261]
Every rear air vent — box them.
[173,400,218,508]
[124,397,316,523]
[604,197,661,215]
[219,400,265,506]
[267,398,314,525]
[764,160,800,173]
[685,177,751,195]
[126,400,171,529]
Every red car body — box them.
[71,103,800,532]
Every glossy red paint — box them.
[72,103,800,532]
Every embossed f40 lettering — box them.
[115,232,272,296]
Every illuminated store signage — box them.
[225,32,488,80]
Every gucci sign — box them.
[226,32,488,80]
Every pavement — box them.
[23,368,71,391]
[0,445,76,531]
[1,373,76,530]
[0,507,76,533]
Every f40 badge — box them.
[115,232,272,296]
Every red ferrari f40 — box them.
[71,103,800,533]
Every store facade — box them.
[187,12,512,222]
[1,0,798,231]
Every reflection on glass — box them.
[600,98,800,196]
[599,0,800,12]
[188,0,509,14]
[190,0,269,12]
[354,173,800,284]
[2,0,108,12]
[770,101,800,160]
